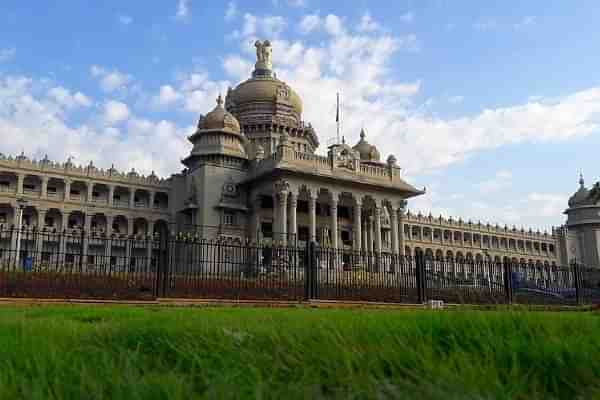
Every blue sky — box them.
[1,0,599,231]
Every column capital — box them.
[274,179,290,195]
[288,191,298,205]
[354,196,363,207]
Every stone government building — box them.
[0,40,598,268]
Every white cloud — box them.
[152,85,182,107]
[118,15,133,25]
[0,48,16,62]
[299,14,321,34]
[223,56,253,81]
[399,12,414,23]
[476,170,513,194]
[233,13,287,40]
[174,0,190,22]
[358,13,379,32]
[103,100,130,124]
[324,14,344,36]
[47,87,92,109]
[225,1,237,21]
[262,16,287,37]
[0,74,191,176]
[90,65,132,93]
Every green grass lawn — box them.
[0,306,598,399]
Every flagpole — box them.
[336,92,340,144]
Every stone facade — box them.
[0,39,596,268]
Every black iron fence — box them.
[0,227,598,305]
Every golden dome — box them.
[198,95,241,133]
[352,128,381,162]
[228,76,303,115]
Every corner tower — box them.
[563,173,600,266]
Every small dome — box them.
[352,128,381,161]
[568,173,591,207]
[198,95,241,134]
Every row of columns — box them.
[255,185,407,256]
[12,173,163,209]
[405,225,552,256]
[8,211,157,265]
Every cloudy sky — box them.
[1,1,599,231]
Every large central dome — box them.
[228,76,303,115]
[224,40,319,154]
[225,40,304,128]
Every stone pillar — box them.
[308,191,317,242]
[279,191,288,246]
[146,220,155,264]
[87,181,94,203]
[367,217,374,253]
[105,215,114,262]
[34,209,46,262]
[16,173,24,194]
[10,206,19,255]
[41,176,49,199]
[82,213,92,264]
[149,191,156,209]
[125,218,133,267]
[58,212,67,266]
[353,199,362,251]
[288,192,297,245]
[391,207,399,255]
[399,209,406,256]
[250,195,261,243]
[362,217,368,251]
[430,228,434,242]
[330,194,339,250]
[129,188,135,209]
[374,206,382,255]
[64,179,71,201]
[108,185,115,207]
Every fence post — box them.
[79,227,85,274]
[415,251,426,304]
[305,241,319,301]
[304,241,311,300]
[573,261,582,306]
[155,232,170,298]
[503,260,513,305]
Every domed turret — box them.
[183,95,247,167]
[197,94,241,134]
[352,128,381,162]
[568,173,591,207]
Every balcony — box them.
[113,199,129,208]
[0,185,14,193]
[23,188,41,197]
[91,197,109,205]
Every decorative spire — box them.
[360,127,366,140]
[579,172,585,188]
[216,94,224,108]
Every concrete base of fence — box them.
[0,297,597,312]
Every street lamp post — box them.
[14,198,28,268]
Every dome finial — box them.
[216,94,224,107]
[579,171,585,188]
[360,127,366,140]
